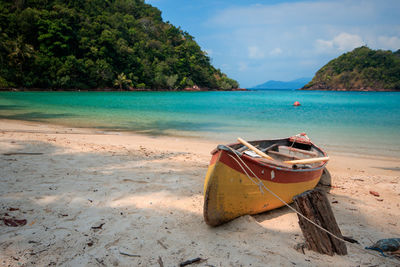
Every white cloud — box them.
[206,0,400,87]
[248,46,265,59]
[316,39,333,50]
[269,47,283,56]
[238,62,248,71]
[316,33,364,52]
[376,36,400,50]
[333,33,364,51]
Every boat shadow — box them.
[252,204,295,222]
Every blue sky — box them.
[145,0,400,88]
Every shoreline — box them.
[1,119,399,266]
[0,88,248,92]
[300,88,400,92]
[3,88,400,92]
[1,118,399,161]
[1,118,398,169]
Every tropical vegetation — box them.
[303,46,400,91]
[0,0,239,90]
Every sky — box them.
[145,0,400,88]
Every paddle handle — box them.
[284,156,329,165]
[237,137,274,160]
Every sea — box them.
[1,90,399,158]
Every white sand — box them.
[0,119,399,266]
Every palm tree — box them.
[7,35,34,81]
[114,73,132,90]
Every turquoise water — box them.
[1,91,400,157]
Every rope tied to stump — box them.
[225,146,398,264]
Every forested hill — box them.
[302,46,400,91]
[0,0,239,90]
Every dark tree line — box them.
[0,0,239,90]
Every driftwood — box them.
[179,257,203,267]
[293,190,347,256]
[91,223,105,229]
[157,239,168,249]
[119,250,140,257]
[3,152,43,156]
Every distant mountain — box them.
[302,46,400,91]
[251,78,311,90]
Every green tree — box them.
[0,0,239,90]
[6,35,35,82]
[114,73,132,90]
[166,74,178,89]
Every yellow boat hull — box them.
[203,149,324,226]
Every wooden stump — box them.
[293,190,347,256]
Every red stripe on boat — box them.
[217,150,322,183]
[209,151,220,166]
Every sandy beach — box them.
[0,119,399,266]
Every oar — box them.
[284,156,329,165]
[237,137,274,160]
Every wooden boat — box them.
[203,133,329,226]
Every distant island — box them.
[0,0,238,91]
[302,46,400,91]
[251,77,311,90]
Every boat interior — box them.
[227,138,327,169]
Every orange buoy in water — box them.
[293,101,301,106]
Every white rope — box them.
[227,152,347,243]
[288,133,311,154]
[226,147,398,263]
